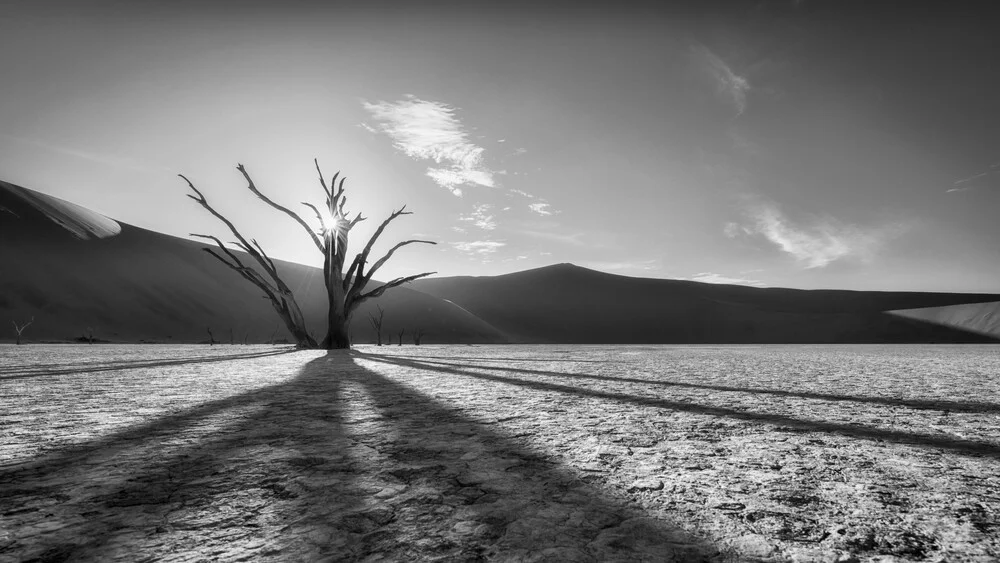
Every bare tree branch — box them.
[302,202,327,233]
[356,272,436,303]
[314,158,332,201]
[12,317,33,333]
[181,176,291,284]
[192,234,281,299]
[348,212,366,229]
[363,239,437,286]
[343,254,362,291]
[352,206,413,293]
[368,304,385,346]
[236,164,324,254]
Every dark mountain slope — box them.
[0,181,507,344]
[411,264,1000,343]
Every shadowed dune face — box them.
[411,264,1000,343]
[0,181,507,345]
[0,349,716,562]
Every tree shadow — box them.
[1,352,719,562]
[381,355,1000,415]
[360,354,1000,461]
[395,354,612,364]
[0,347,299,379]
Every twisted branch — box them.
[357,272,436,303]
[236,164,324,253]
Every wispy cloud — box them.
[460,203,497,230]
[724,221,753,238]
[685,272,766,287]
[691,45,751,117]
[362,95,495,196]
[528,202,553,216]
[946,163,1000,193]
[453,240,506,255]
[732,203,908,268]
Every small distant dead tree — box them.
[12,317,33,345]
[180,160,435,349]
[397,328,405,346]
[86,326,94,345]
[206,327,217,346]
[243,331,249,345]
[412,328,425,346]
[269,323,279,345]
[229,327,234,345]
[369,305,385,346]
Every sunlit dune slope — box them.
[411,264,1000,343]
[0,181,507,344]
[889,301,1000,340]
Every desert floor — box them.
[1,344,999,562]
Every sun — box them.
[320,208,340,233]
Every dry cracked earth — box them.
[1,343,999,562]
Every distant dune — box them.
[889,301,1000,340]
[411,264,1000,343]
[4,181,999,345]
[0,181,507,344]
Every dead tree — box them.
[398,328,405,346]
[86,326,94,345]
[412,328,426,346]
[181,176,317,348]
[369,305,385,346]
[180,161,435,349]
[243,331,249,345]
[207,327,217,346]
[269,323,279,345]
[12,317,33,345]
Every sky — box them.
[2,0,999,292]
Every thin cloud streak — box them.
[528,202,553,216]
[692,45,751,117]
[362,95,496,196]
[736,203,908,269]
[686,272,766,287]
[452,240,506,255]
[946,163,999,193]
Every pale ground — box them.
[1,344,999,562]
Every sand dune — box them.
[4,180,998,344]
[411,264,1000,343]
[889,300,1000,340]
[0,181,507,344]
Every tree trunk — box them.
[323,310,352,349]
[268,300,316,348]
[322,269,352,349]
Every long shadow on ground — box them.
[0,347,299,379]
[0,352,717,562]
[360,354,1000,461]
[383,355,1000,415]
